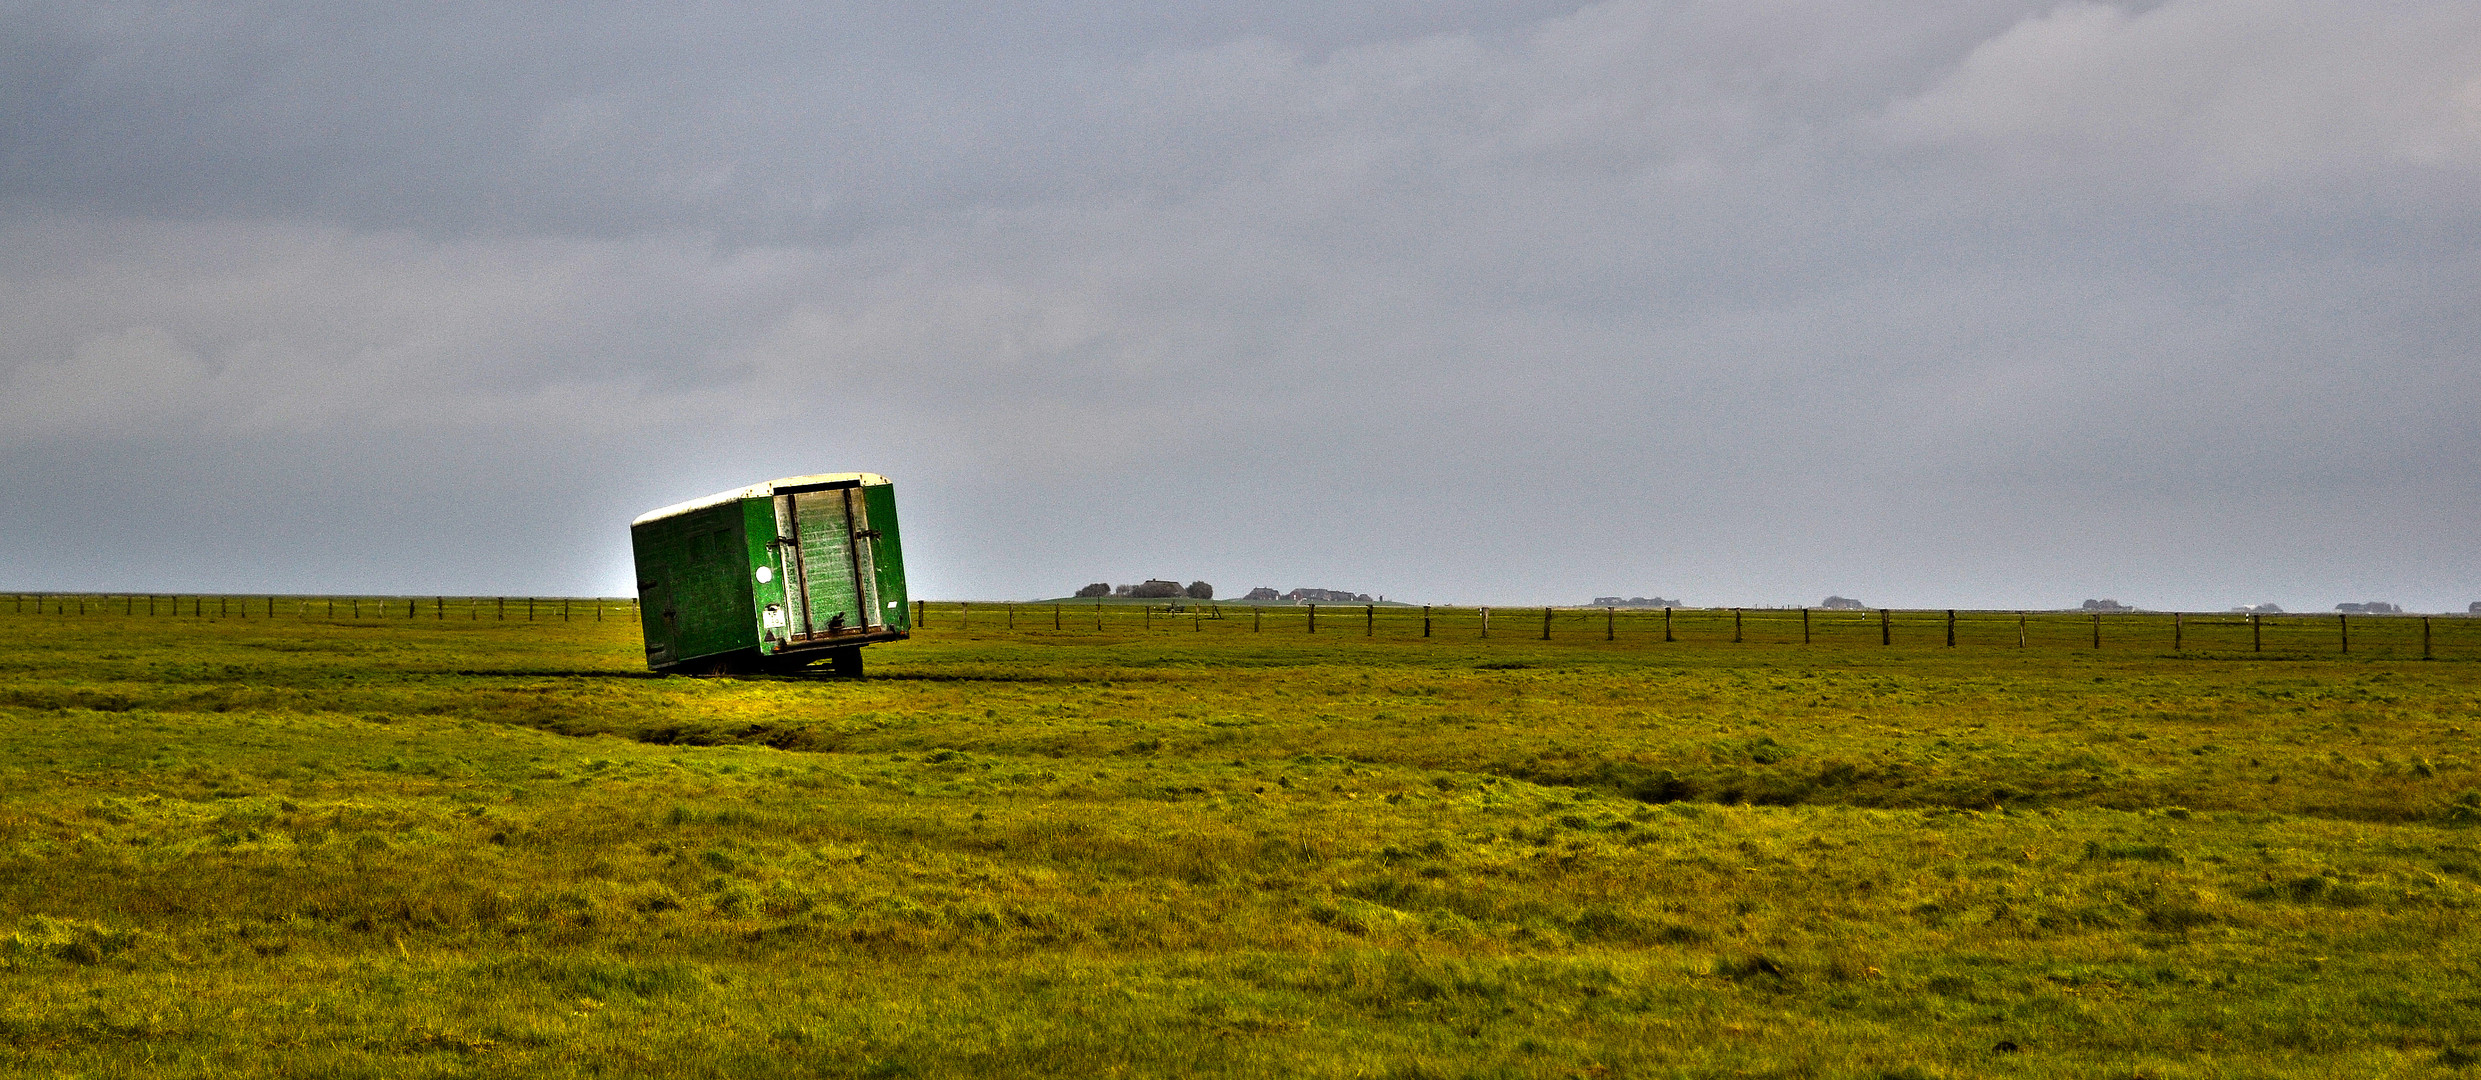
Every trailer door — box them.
[847,487,883,624]
[638,578,678,667]
[785,488,875,637]
[771,496,808,638]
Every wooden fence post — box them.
[1008,604,1014,630]
[1946,609,1955,647]
[1307,603,1317,634]
[1880,609,1891,646]
[2091,612,2101,649]
[1663,606,1673,643]
[1801,607,1810,645]
[1542,606,1552,641]
[2173,611,2181,650]
[1366,604,1374,636]
[1252,606,1260,632]
[2339,613,2348,655]
[1096,599,1103,631]
[2423,616,2432,659]
[1054,603,1061,630]
[1480,607,1490,639]
[1606,606,1615,641]
[1423,605,1432,638]
[2018,612,2027,648]
[2252,612,2261,652]
[1733,608,1743,644]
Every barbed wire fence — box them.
[2,593,629,622]
[6,593,2469,658]
[909,600,2468,659]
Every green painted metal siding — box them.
[863,481,910,632]
[742,498,793,656]
[630,504,758,668]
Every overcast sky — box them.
[3,0,2476,610]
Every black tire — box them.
[827,648,864,678]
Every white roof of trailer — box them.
[631,473,888,527]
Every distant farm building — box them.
[1593,596,1682,608]
[1819,596,1867,611]
[1079,580,1212,599]
[2231,603,2284,614]
[1236,587,1374,603]
[1284,588,1373,603]
[2082,599,2133,612]
[2335,601,2402,614]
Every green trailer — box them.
[629,473,910,675]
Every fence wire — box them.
[3,594,631,623]
[911,601,2470,658]
[7,594,2468,658]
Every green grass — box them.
[2,607,2479,1077]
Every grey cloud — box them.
[1877,1,2481,187]
[2,0,2477,610]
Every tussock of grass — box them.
[1,611,2478,1076]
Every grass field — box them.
[2,604,2478,1078]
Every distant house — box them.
[2335,601,2402,614]
[1283,588,1372,603]
[2230,603,2284,614]
[1819,596,1867,611]
[2081,599,2132,612]
[1242,587,1281,601]
[1593,596,1682,608]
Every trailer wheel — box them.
[828,648,863,678]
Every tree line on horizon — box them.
[1075,580,1213,600]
